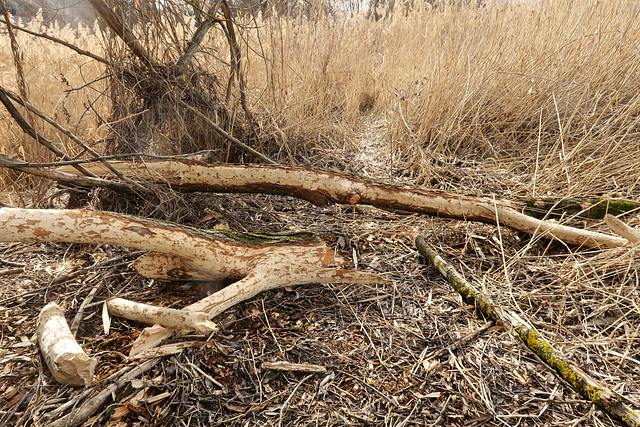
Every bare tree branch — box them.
[0,90,98,178]
[0,84,150,193]
[0,18,112,66]
[87,0,159,67]
[0,154,143,194]
[175,0,224,70]
[176,99,277,164]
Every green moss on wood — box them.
[106,211,320,244]
[414,236,640,427]
[519,197,640,220]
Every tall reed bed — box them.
[2,1,640,202]
[0,14,106,203]
[242,0,640,195]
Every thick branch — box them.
[58,161,628,249]
[87,0,159,67]
[414,237,640,427]
[0,207,388,358]
[518,195,640,220]
[0,208,386,286]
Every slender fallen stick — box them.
[47,358,159,427]
[414,236,640,427]
[604,214,640,244]
[0,154,139,194]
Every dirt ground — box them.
[1,126,639,426]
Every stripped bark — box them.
[604,214,640,244]
[106,298,219,334]
[37,302,97,387]
[0,208,385,284]
[0,207,389,355]
[57,160,628,249]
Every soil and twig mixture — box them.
[1,115,639,426]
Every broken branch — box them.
[37,302,97,387]
[414,236,640,427]
[106,298,218,334]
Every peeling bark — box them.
[0,207,389,356]
[58,161,629,249]
[37,302,97,387]
[106,298,219,334]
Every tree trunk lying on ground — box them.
[0,207,389,355]
[57,160,630,249]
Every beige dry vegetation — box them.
[1,1,640,425]
[0,14,107,201]
[238,0,640,196]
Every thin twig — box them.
[0,153,141,194]
[0,90,97,178]
[0,18,112,66]
[0,85,148,193]
[177,99,277,165]
[278,374,313,427]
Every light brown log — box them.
[0,207,389,356]
[57,161,628,249]
[604,214,640,244]
[0,207,356,281]
[106,298,219,334]
[37,302,97,387]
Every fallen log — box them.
[0,207,388,355]
[106,298,219,334]
[0,207,384,283]
[37,302,97,387]
[57,160,628,249]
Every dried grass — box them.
[1,1,640,425]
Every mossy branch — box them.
[517,196,640,220]
[414,236,640,427]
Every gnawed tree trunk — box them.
[37,302,98,387]
[0,207,387,286]
[0,208,387,353]
[57,160,630,249]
